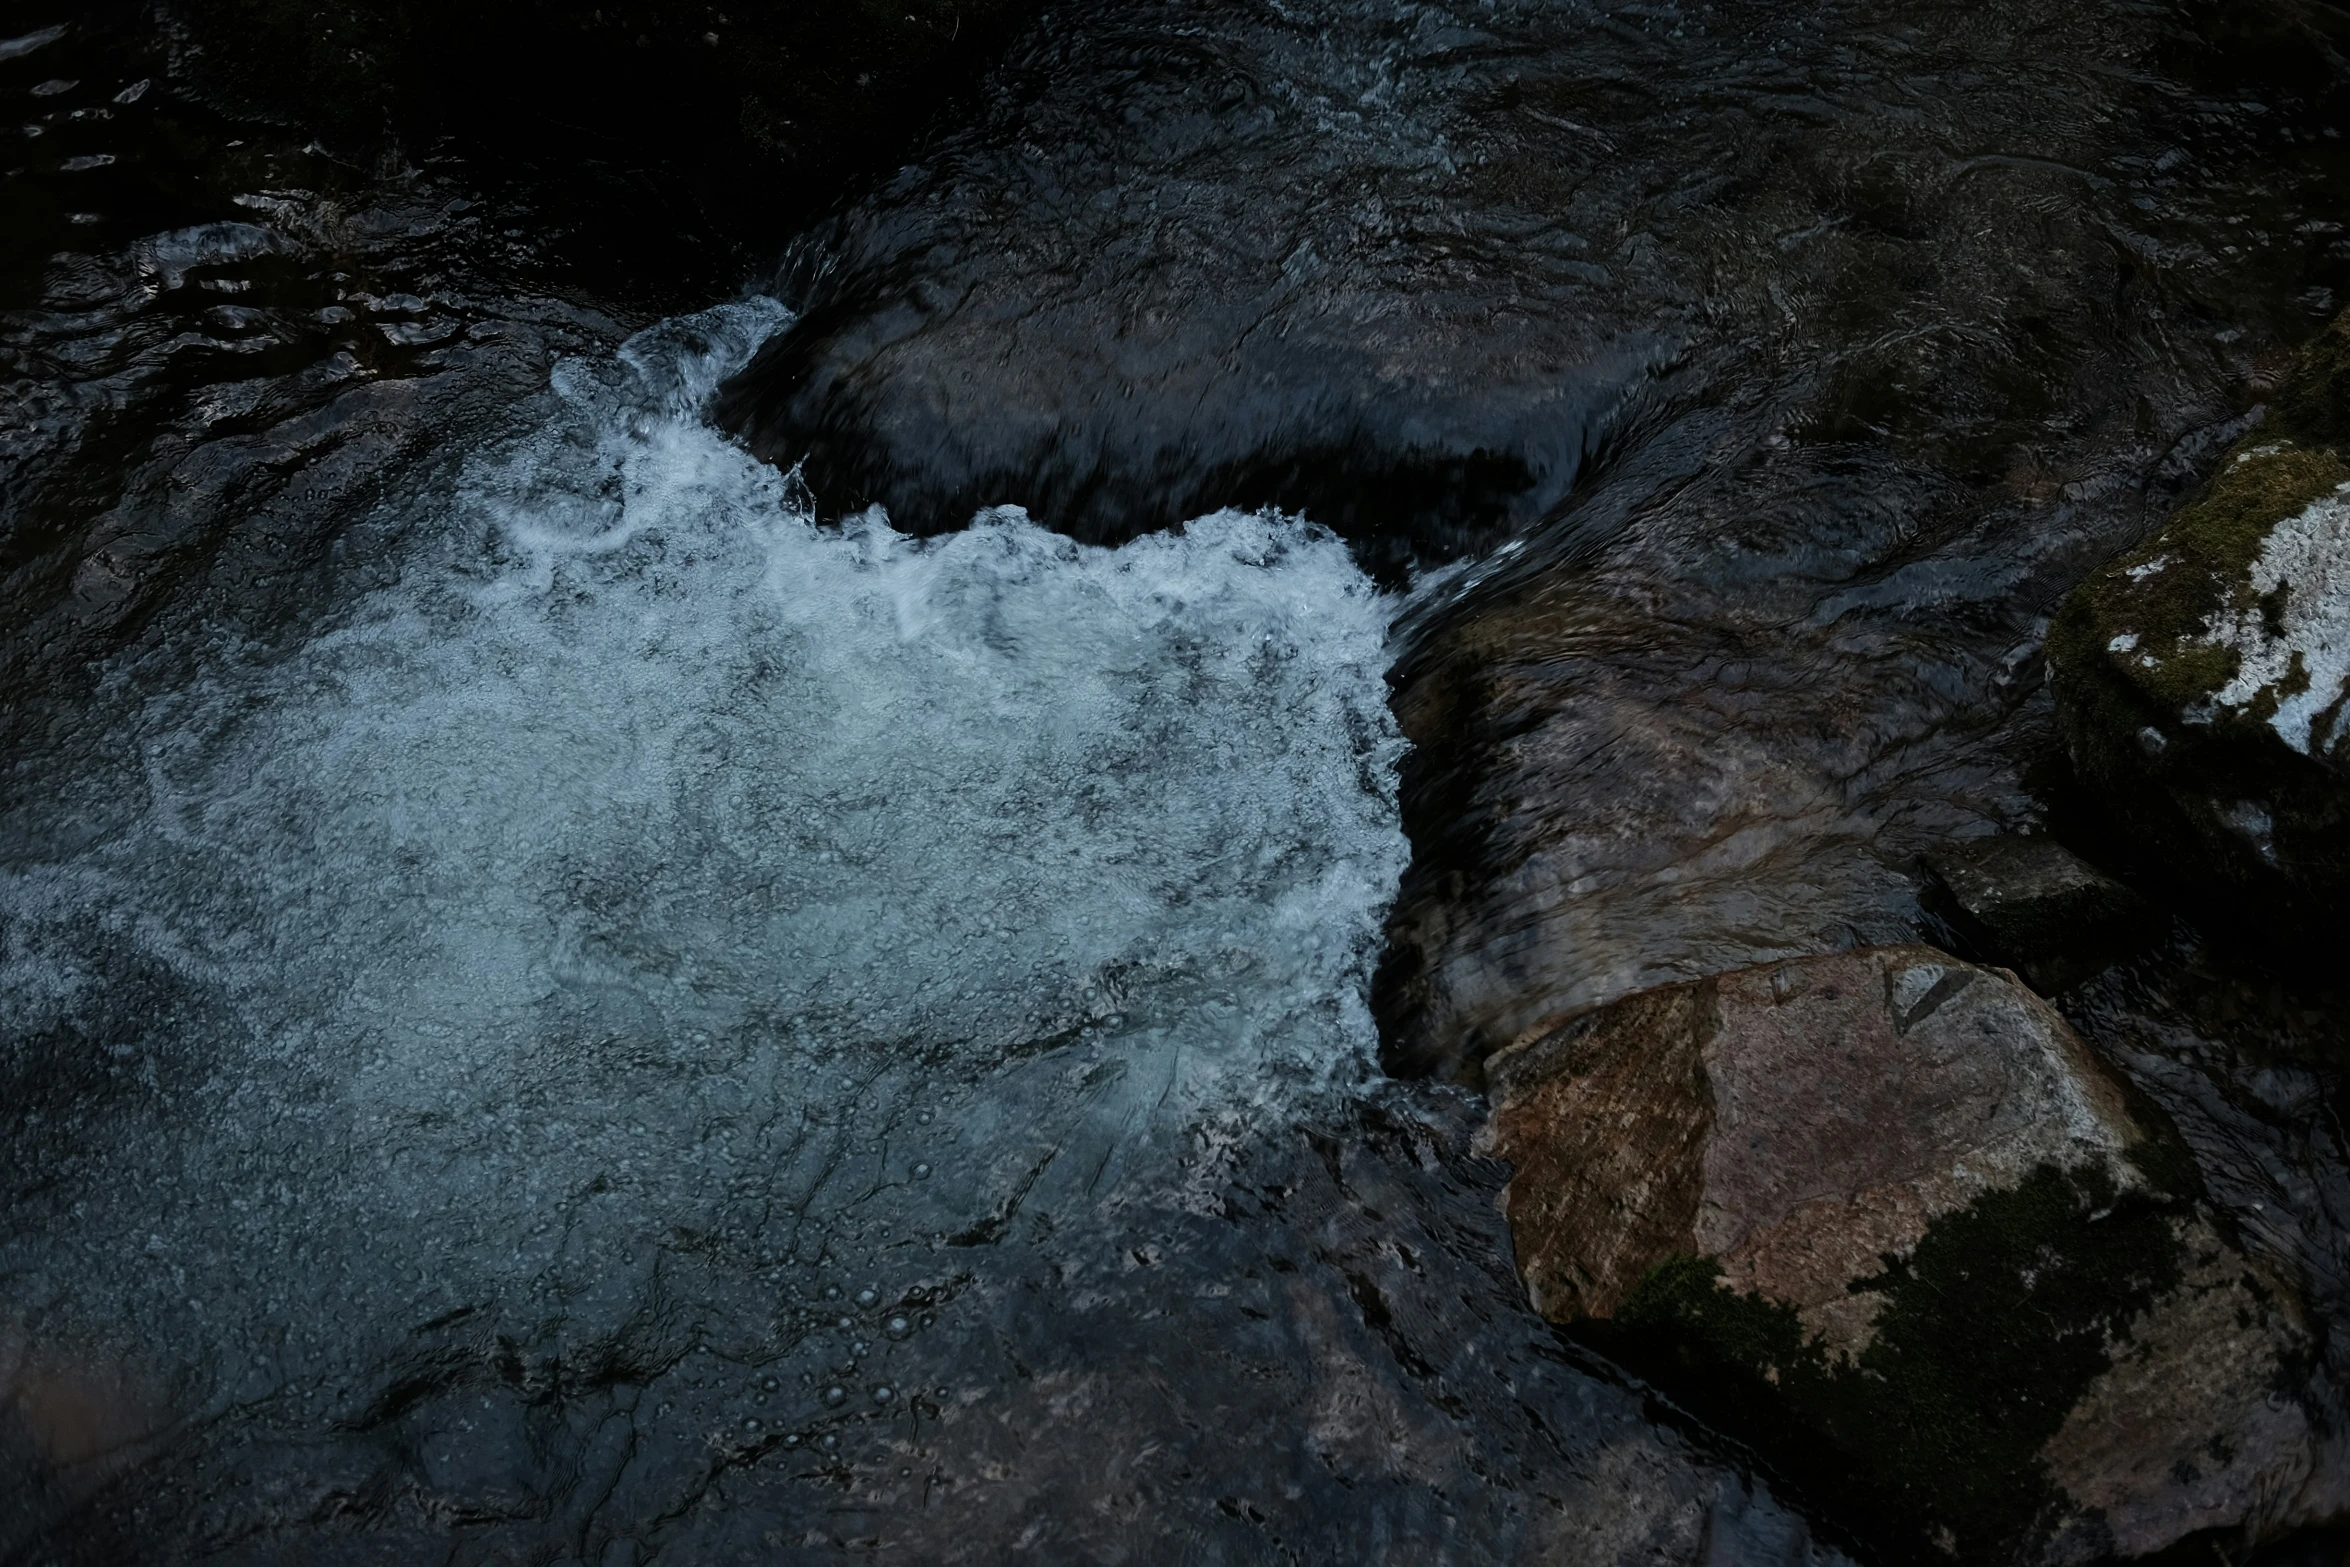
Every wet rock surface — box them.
[0,21,1849,1554]
[2049,311,2350,936]
[0,5,647,729]
[1304,0,2350,1080]
[5,1079,1841,1565]
[1921,836,2165,994]
[4,1,2350,1563]
[717,0,1680,559]
[1482,946,2345,1566]
[717,0,2350,572]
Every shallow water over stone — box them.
[4,0,2349,1560]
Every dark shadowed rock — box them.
[1921,836,2165,993]
[2055,939,2350,1558]
[163,0,1043,304]
[2049,313,2350,941]
[700,0,2350,1080]
[713,0,1693,563]
[1482,946,2347,1566]
[720,0,2350,570]
[1357,0,2350,1081]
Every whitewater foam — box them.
[0,299,1407,1381]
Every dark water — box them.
[2,1,2347,1562]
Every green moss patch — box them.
[2053,308,2350,726]
[2045,312,2350,932]
[2059,441,2347,716]
[1584,1163,2185,1567]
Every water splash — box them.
[0,299,1407,1415]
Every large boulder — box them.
[2048,313,2350,935]
[713,0,1668,563]
[710,0,2243,568]
[1481,946,2344,1566]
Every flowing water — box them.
[3,0,2347,1561]
[1,291,1832,1564]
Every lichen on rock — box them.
[2071,436,2350,758]
[2202,479,2350,755]
[1481,947,2341,1566]
[2047,313,2350,930]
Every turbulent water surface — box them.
[0,192,1829,1564]
[4,0,2349,1562]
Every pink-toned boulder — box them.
[1480,945,2343,1565]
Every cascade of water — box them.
[1,294,1406,1447]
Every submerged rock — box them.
[2048,313,2350,934]
[1921,836,2165,994]
[1481,946,2344,1566]
[715,0,1676,563]
[1351,0,2350,1081]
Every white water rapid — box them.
[0,300,1407,1428]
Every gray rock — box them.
[2039,1236,2346,1564]
[1921,835,2165,993]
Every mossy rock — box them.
[1482,948,2340,1566]
[2047,314,2350,937]
[1595,1168,2166,1564]
[1593,1185,2334,1567]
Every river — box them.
[3,1,2346,1562]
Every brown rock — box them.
[1482,945,2140,1351]
[1479,945,2344,1564]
